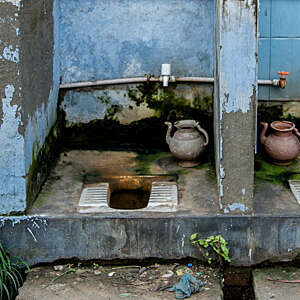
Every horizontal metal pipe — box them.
[59,76,279,89]
[60,77,158,89]
[258,79,280,86]
[258,79,273,85]
[175,77,215,83]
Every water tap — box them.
[161,64,171,87]
[277,71,289,89]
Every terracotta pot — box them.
[165,120,209,167]
[260,121,300,165]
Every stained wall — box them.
[0,0,60,214]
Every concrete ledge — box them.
[253,267,300,300]
[1,215,300,267]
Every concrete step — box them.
[253,267,300,300]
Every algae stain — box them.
[134,151,170,174]
[255,154,300,188]
[127,83,213,121]
[26,122,61,211]
[96,91,110,105]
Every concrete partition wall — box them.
[0,0,60,214]
[214,0,258,214]
[0,0,25,214]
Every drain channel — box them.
[109,189,150,210]
[222,268,255,300]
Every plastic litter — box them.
[139,267,148,275]
[169,273,204,299]
[162,270,174,278]
[120,293,132,298]
[53,265,65,271]
[108,271,116,277]
[187,263,192,268]
[156,281,172,292]
[94,270,101,275]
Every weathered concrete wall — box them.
[21,0,60,209]
[21,0,60,174]
[0,0,26,214]
[60,0,214,83]
[214,0,258,214]
[59,0,214,127]
[1,215,300,267]
[61,83,213,127]
[0,0,60,214]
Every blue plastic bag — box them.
[169,273,204,299]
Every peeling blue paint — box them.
[0,85,26,214]
[0,0,21,9]
[0,216,48,229]
[59,0,214,84]
[224,203,249,214]
[2,45,19,63]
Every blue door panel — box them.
[271,0,300,37]
[259,0,271,38]
[270,38,300,100]
[258,38,270,100]
[258,0,300,100]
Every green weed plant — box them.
[0,243,29,300]
[190,234,231,265]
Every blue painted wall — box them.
[58,0,300,127]
[259,0,300,100]
[59,0,214,83]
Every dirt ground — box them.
[253,266,300,300]
[17,262,223,300]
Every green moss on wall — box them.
[127,83,213,122]
[61,83,214,152]
[26,122,61,211]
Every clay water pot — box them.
[260,121,300,165]
[165,120,209,167]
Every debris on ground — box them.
[108,271,116,277]
[120,293,132,298]
[17,262,222,299]
[53,265,65,271]
[168,273,204,299]
[162,270,174,278]
[139,266,148,275]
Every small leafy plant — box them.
[190,234,231,265]
[93,263,99,270]
[0,243,29,300]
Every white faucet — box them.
[161,63,171,87]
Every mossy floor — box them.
[29,150,218,216]
[28,151,300,216]
[254,154,300,215]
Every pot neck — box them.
[273,130,293,137]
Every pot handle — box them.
[294,127,300,139]
[196,124,209,146]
